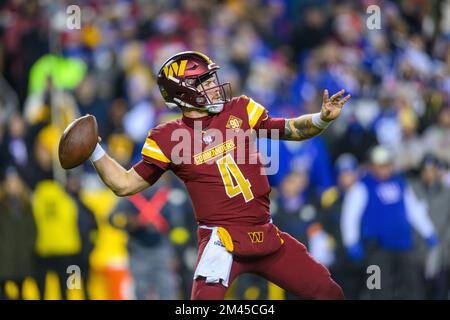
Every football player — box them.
[90,51,350,299]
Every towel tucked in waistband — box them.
[193,226,233,287]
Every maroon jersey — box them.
[134,96,284,226]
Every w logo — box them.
[248,231,264,243]
[163,60,188,77]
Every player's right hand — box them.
[320,89,351,122]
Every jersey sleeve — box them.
[243,96,285,138]
[133,160,165,185]
[139,126,172,171]
[245,96,267,130]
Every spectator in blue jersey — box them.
[323,154,366,299]
[341,145,439,299]
[370,94,402,149]
[266,136,336,209]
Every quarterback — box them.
[90,51,350,299]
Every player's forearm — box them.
[282,115,326,141]
[93,154,151,196]
[282,89,350,141]
[92,154,134,196]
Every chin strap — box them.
[205,103,224,114]
[172,98,224,114]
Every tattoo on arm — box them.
[282,115,323,141]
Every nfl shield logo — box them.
[203,135,213,145]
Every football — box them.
[58,114,98,169]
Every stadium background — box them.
[0,0,450,299]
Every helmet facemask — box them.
[186,72,232,113]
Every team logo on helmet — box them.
[163,60,188,77]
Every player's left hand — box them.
[320,89,351,122]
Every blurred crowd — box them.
[1,0,450,299]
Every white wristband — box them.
[90,143,106,162]
[312,113,331,130]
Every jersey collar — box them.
[182,114,214,130]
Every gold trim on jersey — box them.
[246,98,266,129]
[193,139,236,165]
[142,137,171,163]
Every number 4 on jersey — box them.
[216,154,254,203]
